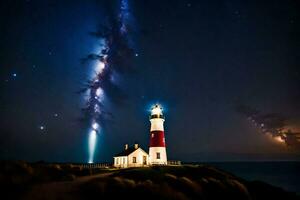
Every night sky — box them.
[1,0,300,163]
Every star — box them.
[54,113,59,117]
[39,126,45,130]
[135,53,139,57]
[12,73,17,77]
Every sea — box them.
[205,162,300,195]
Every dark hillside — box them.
[0,161,299,200]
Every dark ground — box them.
[0,161,299,200]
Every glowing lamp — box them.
[151,104,163,115]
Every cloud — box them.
[236,104,300,150]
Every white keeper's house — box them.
[113,143,149,168]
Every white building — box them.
[113,144,149,168]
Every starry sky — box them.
[0,0,300,162]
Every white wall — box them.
[128,148,149,167]
[149,147,167,165]
[150,118,164,131]
[113,156,128,168]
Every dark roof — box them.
[114,146,148,157]
[114,147,137,157]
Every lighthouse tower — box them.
[149,104,167,165]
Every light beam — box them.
[88,129,97,163]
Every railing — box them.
[66,161,181,168]
[73,163,112,169]
[167,160,181,165]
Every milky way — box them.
[80,0,137,163]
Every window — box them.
[156,152,160,159]
[133,157,136,163]
[123,157,125,164]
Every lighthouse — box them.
[149,104,167,165]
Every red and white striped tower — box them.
[149,104,167,165]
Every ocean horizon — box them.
[191,161,300,195]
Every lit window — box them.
[123,157,125,164]
[156,152,160,159]
[133,157,136,163]
[151,133,154,138]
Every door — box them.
[143,156,147,165]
